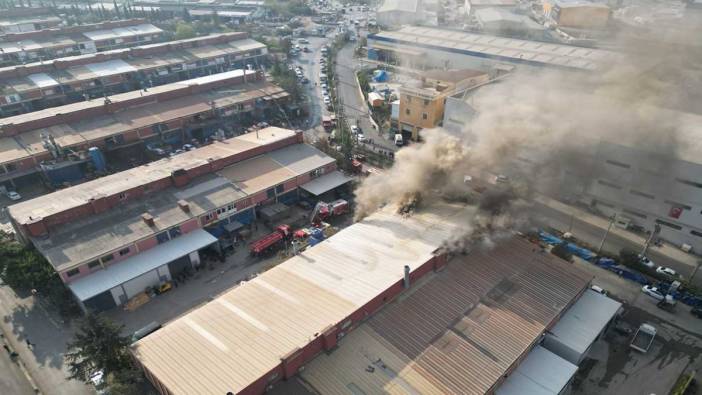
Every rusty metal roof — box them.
[298,237,593,395]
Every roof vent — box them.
[141,213,155,227]
[178,200,190,213]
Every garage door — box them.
[84,290,117,313]
[122,269,160,300]
[168,255,191,277]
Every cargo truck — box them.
[630,323,656,353]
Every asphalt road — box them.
[534,200,702,287]
[0,338,35,395]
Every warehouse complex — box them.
[0,19,163,68]
[8,127,350,311]
[0,32,266,116]
[132,202,621,395]
[0,69,287,189]
[368,26,620,72]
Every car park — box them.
[642,285,665,301]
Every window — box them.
[597,180,621,190]
[152,123,168,134]
[276,184,284,194]
[266,188,275,199]
[656,219,682,230]
[677,178,702,189]
[203,213,215,222]
[405,109,410,115]
[217,207,225,215]
[622,209,647,219]
[5,163,16,172]
[118,247,130,257]
[87,260,100,269]
[406,96,411,103]
[310,168,324,179]
[156,231,170,244]
[227,204,235,211]
[119,192,127,200]
[630,189,655,199]
[168,226,182,239]
[66,268,80,277]
[423,99,429,106]
[422,113,428,120]
[605,160,631,169]
[664,200,691,210]
[692,230,702,238]
[101,254,114,264]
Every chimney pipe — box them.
[141,213,155,227]
[403,265,410,289]
[178,199,190,213]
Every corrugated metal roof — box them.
[496,345,578,395]
[545,289,621,355]
[298,237,593,395]
[132,203,477,395]
[299,171,353,196]
[372,26,620,71]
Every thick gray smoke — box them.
[354,25,701,249]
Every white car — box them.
[638,254,655,268]
[590,285,607,295]
[350,125,359,134]
[6,191,21,201]
[642,285,665,301]
[323,96,331,105]
[356,133,365,143]
[90,370,107,394]
[321,82,328,90]
[656,266,677,277]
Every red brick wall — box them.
[180,218,200,234]
[137,236,158,253]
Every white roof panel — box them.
[299,171,353,196]
[547,289,622,354]
[85,59,137,77]
[497,345,578,395]
[27,73,59,88]
[68,229,216,301]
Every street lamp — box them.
[597,214,616,255]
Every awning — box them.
[496,346,578,395]
[224,221,244,233]
[300,171,353,196]
[68,229,217,302]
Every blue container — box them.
[89,147,107,172]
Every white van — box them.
[394,134,403,146]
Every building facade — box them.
[0,32,266,117]
[8,128,344,312]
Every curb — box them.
[352,66,380,132]
[0,331,41,394]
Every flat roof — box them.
[68,229,216,301]
[496,345,578,395]
[0,15,61,28]
[132,203,479,395]
[371,26,620,71]
[299,170,353,195]
[295,237,592,395]
[9,126,296,225]
[0,36,265,96]
[378,0,419,13]
[0,78,286,166]
[546,289,621,355]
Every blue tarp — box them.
[373,70,388,82]
[538,231,563,245]
[566,243,596,261]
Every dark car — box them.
[692,307,702,319]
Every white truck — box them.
[630,323,656,353]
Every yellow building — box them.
[398,69,489,140]
[543,0,611,29]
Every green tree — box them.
[174,22,196,39]
[182,7,191,23]
[66,314,132,382]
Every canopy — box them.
[300,171,353,196]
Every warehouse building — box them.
[0,32,266,117]
[8,127,349,311]
[0,19,163,67]
[0,11,61,34]
[131,201,600,395]
[0,69,287,189]
[368,26,620,72]
[543,0,611,29]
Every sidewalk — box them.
[534,195,702,284]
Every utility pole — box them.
[641,224,661,257]
[597,214,616,255]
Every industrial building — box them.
[543,0,612,29]
[0,69,288,189]
[474,7,548,39]
[0,8,61,34]
[377,0,426,26]
[0,32,266,117]
[0,19,163,67]
[397,69,489,140]
[129,201,623,395]
[8,127,350,311]
[368,26,620,72]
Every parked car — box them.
[323,96,331,106]
[350,125,359,134]
[638,254,655,268]
[656,266,677,277]
[90,370,107,395]
[300,77,309,84]
[590,285,608,295]
[298,38,309,44]
[692,307,702,319]
[356,133,365,143]
[6,191,21,201]
[642,285,665,301]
